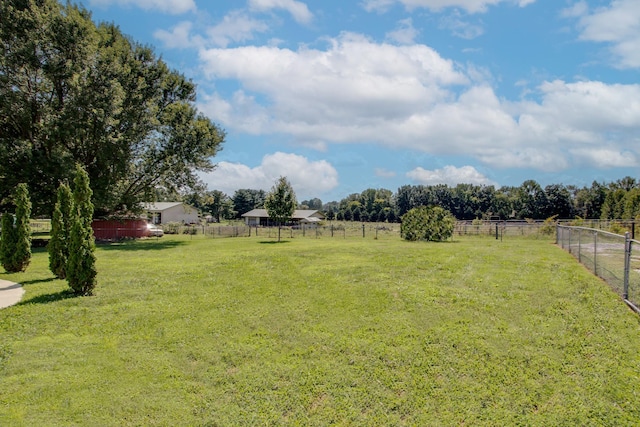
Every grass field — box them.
[1,235,640,425]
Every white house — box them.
[144,202,199,225]
[241,209,325,227]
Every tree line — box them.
[179,177,640,222]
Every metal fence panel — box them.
[557,225,640,314]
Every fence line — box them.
[556,225,640,315]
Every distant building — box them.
[241,209,325,227]
[144,202,199,224]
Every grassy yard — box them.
[1,235,639,425]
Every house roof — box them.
[143,202,189,212]
[242,209,324,219]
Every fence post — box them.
[578,228,582,263]
[362,223,365,238]
[624,232,631,300]
[568,227,572,254]
[593,230,598,275]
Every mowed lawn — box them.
[1,235,640,425]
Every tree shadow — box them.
[18,289,77,306]
[98,240,187,251]
[18,277,59,286]
[259,240,291,244]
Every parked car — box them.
[146,223,164,237]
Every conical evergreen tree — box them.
[49,183,73,278]
[0,213,16,272]
[13,183,32,272]
[66,166,97,295]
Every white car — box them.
[146,223,164,237]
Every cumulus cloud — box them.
[407,165,496,186]
[197,31,640,173]
[199,32,468,128]
[200,153,339,199]
[362,0,535,14]
[569,0,640,68]
[88,0,195,14]
[248,0,314,24]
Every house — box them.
[144,202,199,225]
[241,209,325,227]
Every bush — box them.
[163,222,181,234]
[540,215,559,235]
[401,206,455,242]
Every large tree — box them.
[264,177,297,242]
[232,189,266,218]
[0,0,225,217]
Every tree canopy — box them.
[0,0,225,217]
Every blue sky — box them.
[78,0,640,202]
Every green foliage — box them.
[540,215,559,235]
[0,213,16,272]
[66,166,97,295]
[265,176,297,241]
[0,184,32,272]
[401,206,455,242]
[232,189,266,218]
[13,183,32,272]
[48,183,73,279]
[0,0,225,216]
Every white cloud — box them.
[439,11,484,39]
[198,32,640,173]
[560,1,588,19]
[200,153,339,199]
[88,0,195,14]
[571,0,640,68]
[386,18,420,44]
[407,165,496,186]
[206,10,270,48]
[248,0,314,24]
[154,12,270,49]
[199,32,468,129]
[362,0,535,14]
[154,21,202,49]
[570,148,638,169]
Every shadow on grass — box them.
[98,240,187,251]
[18,289,77,306]
[17,277,59,286]
[259,240,292,244]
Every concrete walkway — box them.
[0,279,24,309]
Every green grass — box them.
[1,235,640,425]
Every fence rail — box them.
[557,225,640,314]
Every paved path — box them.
[0,279,24,309]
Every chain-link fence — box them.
[557,225,640,314]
